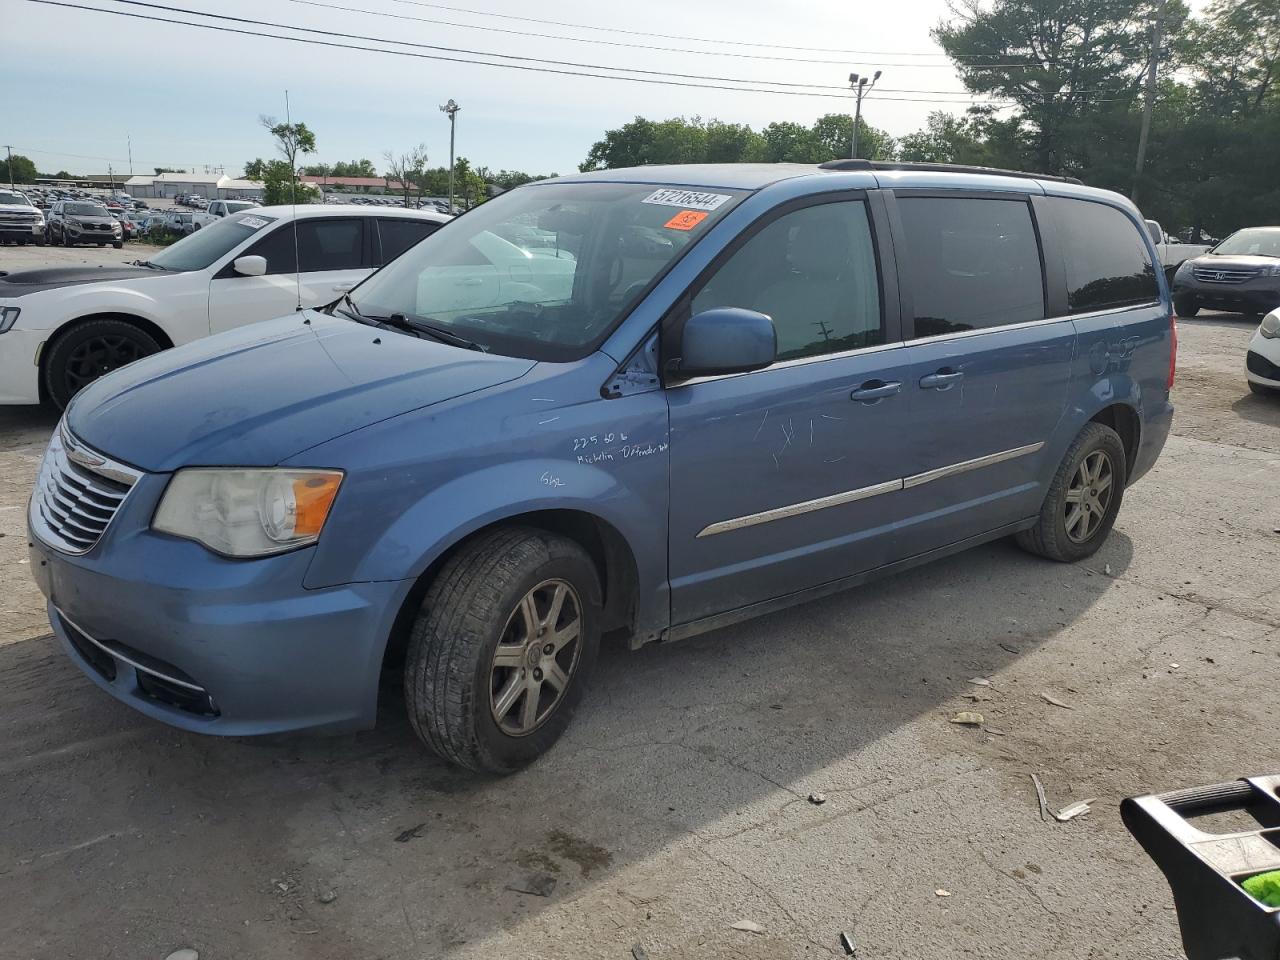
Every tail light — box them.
[1168,315,1178,389]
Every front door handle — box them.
[850,380,902,403]
[331,282,357,293]
[458,278,484,286]
[919,369,965,390]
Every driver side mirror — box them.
[674,308,777,378]
[233,255,267,277]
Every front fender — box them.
[26,275,208,346]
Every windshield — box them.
[349,181,745,361]
[66,202,108,217]
[148,211,277,270]
[226,201,256,213]
[1212,228,1280,258]
[0,191,31,206]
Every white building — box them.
[124,172,264,200]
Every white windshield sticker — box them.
[239,216,269,229]
[641,189,731,211]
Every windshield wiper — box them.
[395,313,486,352]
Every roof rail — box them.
[818,158,1083,186]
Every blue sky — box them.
[5,0,1137,178]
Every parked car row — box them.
[324,193,458,215]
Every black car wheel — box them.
[404,527,601,773]
[1016,422,1128,563]
[1173,295,1199,318]
[62,229,73,247]
[43,318,163,410]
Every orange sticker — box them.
[664,210,708,231]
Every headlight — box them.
[1261,312,1280,339]
[1262,263,1280,277]
[153,468,343,557]
[0,306,19,333]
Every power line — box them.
[284,0,1062,69]
[26,0,1025,103]
[83,0,1030,96]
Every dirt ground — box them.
[1,244,1278,959]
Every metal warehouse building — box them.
[124,172,263,200]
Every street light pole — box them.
[848,70,882,159]
[4,145,13,191]
[440,98,460,212]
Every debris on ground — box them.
[164,951,199,960]
[506,873,557,897]
[968,677,993,687]
[1170,663,1181,670]
[1040,692,1075,709]
[949,711,984,726]
[1031,773,1050,822]
[730,919,765,934]
[394,823,427,843]
[839,930,857,956]
[935,889,952,897]
[316,889,338,904]
[808,792,827,805]
[999,642,1021,654]
[631,944,650,960]
[1104,563,1112,576]
[985,726,1008,736]
[1054,799,1097,822]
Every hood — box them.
[1190,254,1280,269]
[0,265,159,297]
[65,311,536,472]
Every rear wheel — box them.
[1174,295,1199,317]
[404,527,601,773]
[43,318,163,410]
[1016,422,1127,562]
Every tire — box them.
[43,318,163,410]
[1174,295,1199,317]
[35,235,45,247]
[62,230,73,248]
[404,527,602,773]
[1016,422,1128,563]
[1249,381,1279,397]
[112,240,123,249]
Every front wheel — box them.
[404,528,601,773]
[43,318,163,410]
[1016,422,1128,562]
[62,231,73,248]
[112,240,123,249]
[1249,381,1279,397]
[1174,295,1199,318]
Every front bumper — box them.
[0,327,45,404]
[27,487,411,735]
[1246,331,1280,387]
[1172,276,1280,314]
[0,223,43,239]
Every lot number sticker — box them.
[641,189,731,211]
[239,216,270,229]
[664,210,709,231]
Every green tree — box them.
[383,144,430,207]
[897,111,995,163]
[261,160,319,206]
[811,113,895,160]
[242,158,270,180]
[0,154,38,183]
[331,159,378,178]
[260,115,317,172]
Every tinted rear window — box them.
[1048,197,1158,314]
[897,196,1044,338]
[378,218,441,264]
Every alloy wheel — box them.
[1064,450,1114,543]
[489,578,583,736]
[64,334,147,393]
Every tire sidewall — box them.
[1047,426,1127,561]
[43,319,161,410]
[469,550,601,772]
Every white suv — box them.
[0,205,450,407]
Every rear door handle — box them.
[919,370,965,390]
[850,380,902,403]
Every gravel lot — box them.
[1,241,1278,959]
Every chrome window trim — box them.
[903,441,1044,489]
[902,300,1163,347]
[670,340,908,389]
[55,608,206,693]
[696,478,903,538]
[695,441,1045,537]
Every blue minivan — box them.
[27,161,1176,772]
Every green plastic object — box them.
[1242,870,1280,907]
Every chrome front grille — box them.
[29,424,142,555]
[1193,267,1259,284]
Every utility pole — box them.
[848,70,882,159]
[1132,0,1166,205]
[4,145,13,190]
[440,98,460,212]
[127,135,133,176]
